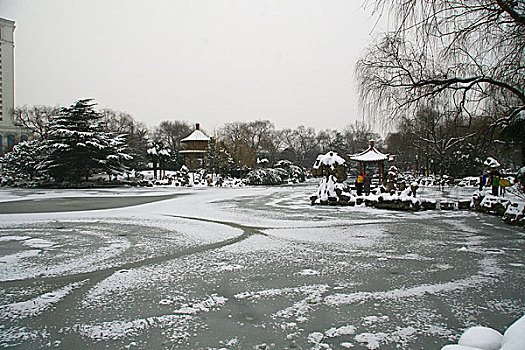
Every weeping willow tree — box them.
[357,0,525,163]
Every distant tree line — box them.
[2,99,387,183]
[384,105,523,177]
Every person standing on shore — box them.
[491,170,500,196]
[356,173,364,196]
[363,173,371,196]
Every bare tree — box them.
[357,1,525,130]
[219,122,256,167]
[246,120,279,162]
[217,120,280,167]
[343,121,383,155]
[153,120,193,152]
[13,105,61,139]
[277,126,321,167]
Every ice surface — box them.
[0,184,523,349]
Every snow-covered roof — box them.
[181,129,210,142]
[349,142,389,162]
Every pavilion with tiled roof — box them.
[348,140,392,183]
[180,123,210,169]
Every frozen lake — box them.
[0,182,523,349]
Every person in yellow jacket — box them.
[356,173,364,196]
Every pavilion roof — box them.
[348,141,389,162]
[181,129,210,142]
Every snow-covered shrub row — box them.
[441,314,525,350]
[137,170,244,188]
[503,202,525,226]
[244,168,288,185]
[274,159,304,180]
[244,161,306,186]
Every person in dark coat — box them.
[363,173,372,196]
[479,171,485,191]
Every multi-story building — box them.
[0,17,29,155]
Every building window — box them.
[7,134,15,152]
[21,135,28,142]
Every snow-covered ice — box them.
[0,183,523,349]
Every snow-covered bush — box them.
[244,168,288,185]
[274,159,305,182]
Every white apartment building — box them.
[0,17,29,155]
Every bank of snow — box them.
[441,314,525,350]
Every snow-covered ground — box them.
[0,182,523,349]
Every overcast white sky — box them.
[0,0,385,132]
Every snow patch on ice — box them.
[355,332,385,349]
[214,262,244,272]
[274,285,329,322]
[78,294,227,341]
[297,269,320,276]
[325,325,357,337]
[0,249,41,265]
[324,277,487,307]
[23,238,55,249]
[363,315,389,325]
[0,326,42,347]
[307,331,324,344]
[355,327,417,349]
[0,281,86,320]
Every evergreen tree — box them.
[206,137,233,175]
[0,140,43,181]
[38,99,131,183]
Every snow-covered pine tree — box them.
[38,99,131,183]
[206,137,233,175]
[0,140,43,181]
[206,137,220,174]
